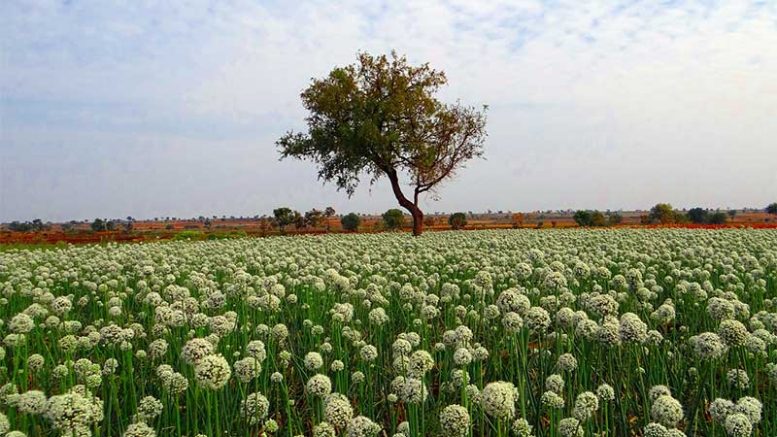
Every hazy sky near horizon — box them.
[1,1,776,222]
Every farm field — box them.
[0,229,776,437]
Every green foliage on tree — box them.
[686,207,728,225]
[590,211,607,227]
[687,207,708,224]
[304,209,325,228]
[277,51,487,235]
[382,208,405,230]
[448,212,467,230]
[7,219,47,232]
[573,210,592,227]
[340,213,361,232]
[91,218,106,232]
[767,203,777,215]
[273,207,295,232]
[607,213,623,226]
[707,211,728,225]
[649,203,679,224]
[324,207,336,231]
[574,210,618,227]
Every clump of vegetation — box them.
[448,212,467,230]
[340,213,361,232]
[382,208,405,230]
[572,210,621,227]
[5,219,48,232]
[687,207,728,225]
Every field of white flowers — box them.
[0,229,775,437]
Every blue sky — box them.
[1,0,776,222]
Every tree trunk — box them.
[410,208,424,236]
[386,169,424,236]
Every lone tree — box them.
[382,208,405,230]
[573,210,593,227]
[277,52,487,236]
[448,212,467,230]
[273,207,296,233]
[767,203,777,215]
[687,207,708,224]
[340,213,361,232]
[649,203,678,224]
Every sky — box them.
[1,0,776,222]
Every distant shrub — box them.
[174,230,205,241]
[607,213,623,226]
[573,210,592,227]
[649,203,678,224]
[340,213,361,232]
[590,211,607,227]
[707,212,728,225]
[448,212,467,230]
[382,209,405,231]
[687,207,708,224]
[687,208,727,225]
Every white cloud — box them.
[1,0,776,221]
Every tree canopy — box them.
[340,213,361,232]
[277,52,487,235]
[382,208,405,230]
[448,212,467,230]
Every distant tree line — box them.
[572,210,623,227]
[641,203,730,225]
[6,219,49,232]
[4,202,776,234]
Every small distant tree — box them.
[448,212,467,230]
[590,211,607,227]
[649,203,677,224]
[340,213,361,232]
[324,207,336,231]
[122,216,134,232]
[767,203,777,215]
[727,210,737,219]
[31,218,46,231]
[708,212,728,225]
[607,213,623,226]
[687,207,708,224]
[573,210,593,227]
[305,209,325,228]
[91,218,106,232]
[273,207,295,232]
[293,211,305,229]
[105,220,116,231]
[382,208,405,231]
[8,221,33,232]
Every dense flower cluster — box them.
[0,229,775,436]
